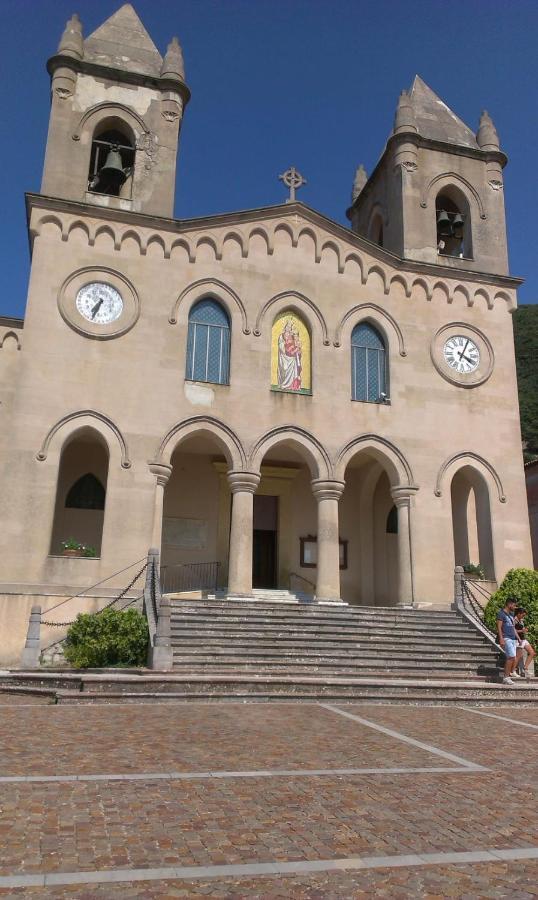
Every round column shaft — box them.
[227,471,260,596]
[311,479,345,603]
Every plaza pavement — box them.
[0,697,536,897]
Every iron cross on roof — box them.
[279,166,307,202]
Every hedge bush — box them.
[483,568,538,645]
[63,607,149,669]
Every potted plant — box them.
[60,539,97,558]
[463,563,485,580]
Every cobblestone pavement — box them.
[0,699,536,897]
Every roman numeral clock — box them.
[430,324,493,387]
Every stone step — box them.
[171,615,482,640]
[169,630,489,647]
[171,602,460,621]
[170,612,475,630]
[173,644,498,666]
[170,663,498,678]
[54,691,538,706]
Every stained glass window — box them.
[351,322,387,402]
[186,299,230,385]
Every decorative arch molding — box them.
[342,252,365,280]
[33,215,65,240]
[253,290,330,345]
[155,416,246,469]
[411,277,432,301]
[431,280,451,303]
[170,238,195,263]
[421,172,486,219]
[334,303,407,356]
[473,287,493,310]
[319,240,344,274]
[248,226,273,256]
[195,235,221,261]
[36,410,131,469]
[169,278,249,334]
[389,273,412,298]
[66,219,91,244]
[366,264,389,295]
[120,229,144,253]
[222,230,248,258]
[273,221,297,247]
[0,330,21,350]
[494,290,516,312]
[72,102,150,141]
[248,426,331,480]
[92,224,120,250]
[335,434,416,487]
[296,227,319,262]
[435,452,506,502]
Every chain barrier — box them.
[41,562,148,628]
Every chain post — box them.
[454,566,464,608]
[20,606,42,668]
[151,595,173,671]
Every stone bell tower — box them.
[347,76,509,276]
[41,4,190,217]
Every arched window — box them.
[65,474,105,510]
[186,298,230,385]
[351,322,387,402]
[88,121,135,197]
[49,430,109,556]
[386,505,398,534]
[436,187,472,259]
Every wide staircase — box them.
[4,592,538,705]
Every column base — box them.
[313,596,347,606]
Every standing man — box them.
[497,597,523,685]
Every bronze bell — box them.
[452,213,465,238]
[436,209,452,236]
[97,147,127,193]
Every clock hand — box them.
[457,339,470,360]
[91,298,104,320]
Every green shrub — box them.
[64,607,149,668]
[483,569,538,646]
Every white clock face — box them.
[443,335,480,374]
[76,282,123,324]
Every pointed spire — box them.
[160,36,185,81]
[477,110,500,151]
[351,164,368,203]
[58,13,83,59]
[393,90,417,135]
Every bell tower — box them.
[347,76,509,276]
[41,4,190,217]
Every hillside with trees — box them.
[513,304,538,461]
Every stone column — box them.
[20,605,42,669]
[311,479,345,603]
[391,486,418,607]
[227,471,260,596]
[148,463,172,551]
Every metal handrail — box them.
[160,561,219,595]
[289,571,316,593]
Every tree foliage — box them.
[513,304,538,461]
[64,607,149,668]
[483,568,538,646]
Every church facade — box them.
[0,5,532,664]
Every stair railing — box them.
[288,571,316,595]
[144,548,173,671]
[453,566,503,655]
[160,560,219,595]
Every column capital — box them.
[391,485,419,508]
[227,470,260,494]
[311,479,345,501]
[148,462,172,487]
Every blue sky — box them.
[1,0,537,318]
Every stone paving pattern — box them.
[0,697,537,897]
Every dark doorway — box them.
[252,495,278,588]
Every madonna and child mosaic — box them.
[271,310,312,395]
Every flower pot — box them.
[62,548,82,558]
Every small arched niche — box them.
[49,429,109,556]
[88,118,135,199]
[368,211,384,247]
[435,186,472,259]
[450,465,494,579]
